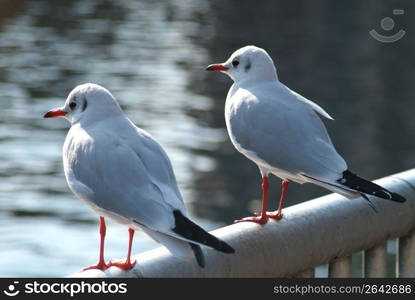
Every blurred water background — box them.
[0,0,414,277]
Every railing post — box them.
[328,256,352,277]
[363,242,387,277]
[295,268,314,278]
[397,231,415,277]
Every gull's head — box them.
[206,45,278,83]
[43,83,123,125]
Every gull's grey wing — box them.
[128,123,185,209]
[288,87,334,120]
[64,123,186,234]
[227,83,347,181]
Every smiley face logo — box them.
[3,281,20,297]
[370,9,406,43]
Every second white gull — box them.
[206,45,406,224]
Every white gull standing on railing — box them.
[43,83,234,271]
[206,45,406,224]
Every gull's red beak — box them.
[43,108,67,118]
[205,64,228,72]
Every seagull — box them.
[44,83,234,271]
[206,45,406,225]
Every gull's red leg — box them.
[108,228,137,270]
[267,180,289,220]
[82,216,109,271]
[234,175,269,225]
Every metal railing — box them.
[71,169,415,278]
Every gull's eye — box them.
[232,60,240,67]
[69,102,77,110]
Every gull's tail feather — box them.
[172,210,235,254]
[360,193,379,213]
[140,227,194,259]
[337,170,406,203]
[189,243,205,268]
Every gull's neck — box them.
[235,75,278,89]
[73,113,127,130]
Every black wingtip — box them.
[338,170,407,203]
[172,210,235,255]
[216,240,235,254]
[391,192,406,203]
